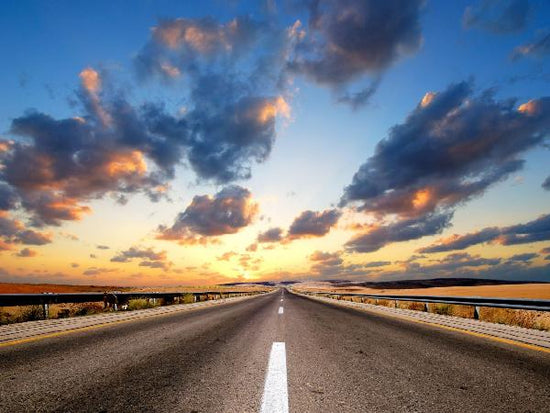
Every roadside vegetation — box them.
[327,294,550,331]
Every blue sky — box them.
[0,0,549,286]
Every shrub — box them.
[127,298,157,311]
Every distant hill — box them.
[329,278,549,289]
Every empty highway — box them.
[1,290,549,412]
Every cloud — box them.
[97,245,110,250]
[309,250,343,266]
[511,30,550,60]
[345,211,453,253]
[135,16,265,81]
[111,246,167,263]
[2,24,291,225]
[288,209,341,239]
[340,82,550,217]
[543,176,550,190]
[16,248,37,258]
[71,262,79,268]
[258,227,284,243]
[0,183,18,211]
[287,0,424,107]
[419,213,550,253]
[463,0,530,34]
[217,251,237,261]
[134,16,292,183]
[507,252,538,263]
[339,81,550,253]
[83,267,117,276]
[364,261,391,268]
[0,212,52,251]
[157,186,258,244]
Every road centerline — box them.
[278,306,284,315]
[261,342,289,413]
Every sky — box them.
[0,0,549,286]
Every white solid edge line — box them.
[261,342,289,413]
[278,306,284,315]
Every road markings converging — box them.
[278,306,284,315]
[261,342,289,413]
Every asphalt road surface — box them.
[1,289,549,412]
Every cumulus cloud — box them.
[463,0,530,34]
[1,16,292,227]
[364,261,391,268]
[288,0,424,107]
[339,81,550,252]
[288,209,341,239]
[511,30,550,60]
[507,252,538,263]
[111,246,171,270]
[341,82,550,215]
[419,213,550,253]
[543,176,550,190]
[258,227,284,243]
[111,246,167,263]
[345,211,453,253]
[16,248,37,258]
[0,212,52,251]
[157,186,258,244]
[134,16,292,183]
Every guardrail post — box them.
[473,305,480,320]
[394,300,398,308]
[42,302,49,319]
[424,303,429,312]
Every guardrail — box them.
[0,290,266,319]
[299,291,550,319]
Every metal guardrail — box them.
[300,291,550,319]
[0,290,266,319]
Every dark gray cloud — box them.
[307,250,370,279]
[0,184,17,211]
[157,186,258,244]
[340,82,550,217]
[111,246,170,270]
[345,211,453,253]
[288,209,341,239]
[0,213,52,251]
[309,250,343,266]
[512,30,550,60]
[507,252,538,263]
[364,261,391,268]
[543,175,550,190]
[97,245,110,250]
[419,213,550,253]
[463,0,531,34]
[258,227,284,243]
[111,246,167,263]
[288,0,424,107]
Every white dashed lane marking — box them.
[278,307,284,315]
[261,342,289,413]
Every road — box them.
[1,289,549,412]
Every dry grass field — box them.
[296,282,550,331]
[296,282,550,299]
[0,283,272,325]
